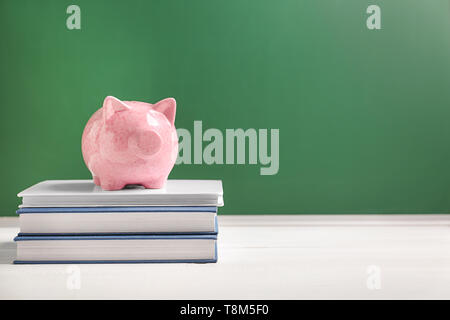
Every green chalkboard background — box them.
[1,0,450,215]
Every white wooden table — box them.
[0,215,449,299]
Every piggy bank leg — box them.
[93,176,101,186]
[100,178,126,191]
[142,176,167,189]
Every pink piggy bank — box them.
[81,96,178,190]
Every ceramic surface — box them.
[82,96,178,190]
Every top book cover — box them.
[18,180,224,207]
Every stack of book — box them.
[14,180,223,264]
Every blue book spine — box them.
[17,206,217,214]
[14,234,217,241]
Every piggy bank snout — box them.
[129,130,162,159]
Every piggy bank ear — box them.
[103,96,131,122]
[153,98,176,125]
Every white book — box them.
[17,207,218,235]
[18,180,224,207]
[14,235,217,264]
